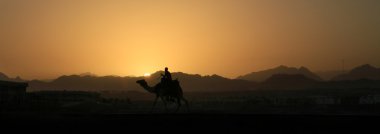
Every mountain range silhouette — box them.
[27,71,257,92]
[257,74,319,90]
[237,65,322,82]
[1,64,380,92]
[0,72,24,82]
[332,64,380,81]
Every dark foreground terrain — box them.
[1,113,379,133]
[2,90,380,133]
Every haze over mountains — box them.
[332,64,380,81]
[256,74,320,90]
[1,64,380,92]
[315,70,345,81]
[237,65,322,82]
[27,71,257,92]
[0,72,25,82]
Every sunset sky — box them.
[1,0,380,80]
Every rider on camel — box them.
[161,67,174,102]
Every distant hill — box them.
[256,73,380,90]
[332,64,380,81]
[237,65,322,82]
[78,72,98,77]
[0,72,9,81]
[10,65,380,92]
[257,74,319,90]
[28,71,257,92]
[0,72,25,82]
[315,70,344,81]
[28,75,142,92]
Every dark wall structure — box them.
[0,80,28,104]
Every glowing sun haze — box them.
[0,0,380,80]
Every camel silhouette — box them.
[136,79,189,112]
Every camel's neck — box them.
[138,83,155,93]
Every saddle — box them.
[161,78,174,88]
[160,78,177,102]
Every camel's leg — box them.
[150,97,159,113]
[161,97,168,112]
[181,97,190,112]
[175,97,182,112]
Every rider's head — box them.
[165,67,168,71]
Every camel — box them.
[136,79,189,112]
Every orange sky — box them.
[1,0,380,80]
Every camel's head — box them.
[136,79,147,85]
